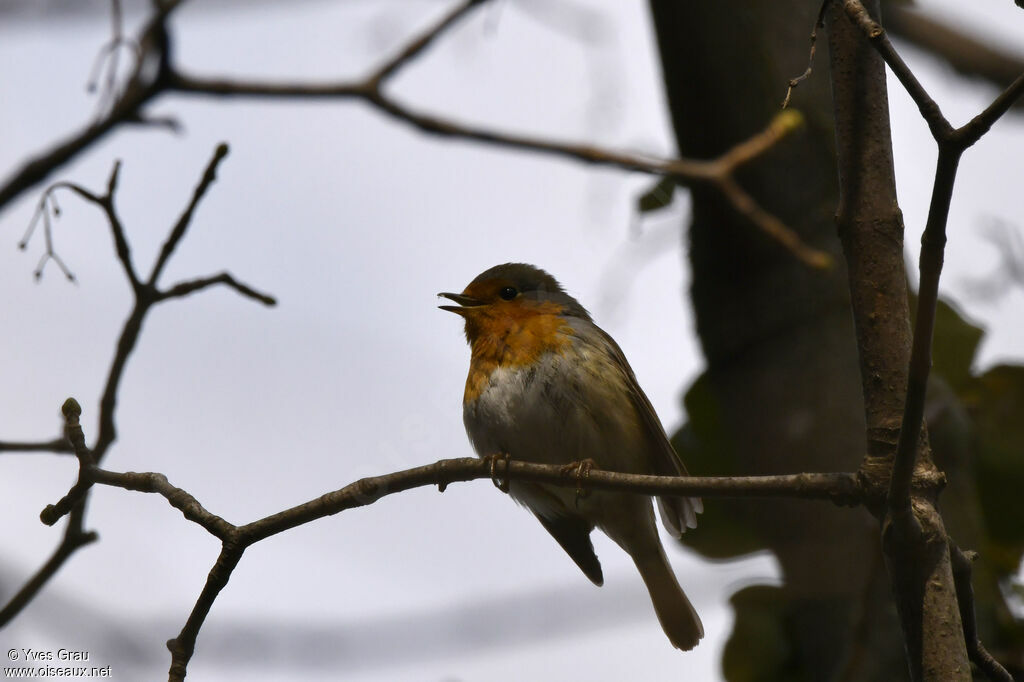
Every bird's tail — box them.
[632,547,703,651]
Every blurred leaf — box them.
[671,373,768,559]
[636,176,676,213]
[723,585,809,682]
[962,364,1024,570]
[910,294,985,392]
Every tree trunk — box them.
[649,2,908,678]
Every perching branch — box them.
[46,441,867,542]
[34,396,863,680]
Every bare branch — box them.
[157,272,277,306]
[148,143,230,285]
[886,5,1024,102]
[93,469,235,539]
[2,0,829,270]
[240,459,864,544]
[20,187,82,283]
[889,149,960,515]
[181,62,831,266]
[956,71,1024,147]
[53,455,864,543]
[842,0,1024,149]
[0,525,98,627]
[167,543,244,682]
[369,97,830,266]
[714,174,831,269]
[1,146,274,626]
[0,5,176,215]
[168,72,367,99]
[86,0,140,119]
[369,0,484,87]
[28,392,864,679]
[39,399,95,525]
[782,0,829,109]
[0,438,73,454]
[20,166,141,300]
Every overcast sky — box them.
[1,1,1022,681]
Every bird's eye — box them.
[499,286,518,301]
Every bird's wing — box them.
[534,513,604,586]
[578,321,703,538]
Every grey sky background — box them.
[1,1,1022,680]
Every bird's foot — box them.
[561,458,597,508]
[484,453,511,493]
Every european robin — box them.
[439,263,704,650]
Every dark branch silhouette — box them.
[0,143,274,631]
[1,0,828,268]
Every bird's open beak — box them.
[437,292,484,315]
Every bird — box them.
[438,262,704,650]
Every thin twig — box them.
[241,459,864,544]
[92,468,235,539]
[86,0,140,119]
[0,438,73,454]
[148,143,230,285]
[842,0,1024,148]
[20,188,78,282]
[888,148,961,514]
[782,0,829,109]
[368,0,483,87]
[39,399,95,525]
[167,543,244,682]
[0,4,175,213]
[23,164,141,289]
[956,70,1024,148]
[3,0,828,269]
[1,145,274,628]
[886,5,1024,99]
[0,526,98,626]
[157,272,277,305]
[949,544,1015,682]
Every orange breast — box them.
[464,301,574,403]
